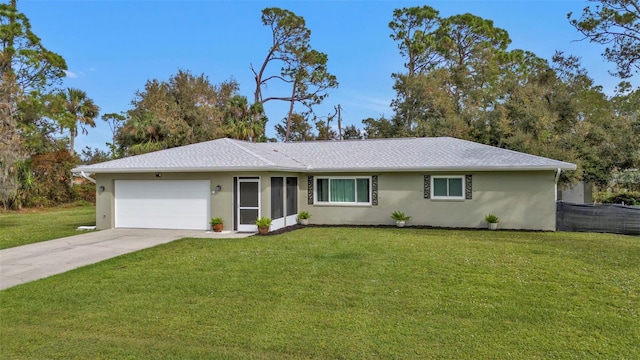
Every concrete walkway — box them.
[0,228,254,290]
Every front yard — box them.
[0,203,95,249]
[1,227,638,358]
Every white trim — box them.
[271,217,285,231]
[314,176,372,205]
[285,214,298,226]
[554,168,562,202]
[431,175,465,200]
[237,177,260,232]
[72,165,576,174]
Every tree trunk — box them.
[285,80,298,142]
[337,104,342,140]
[69,127,76,156]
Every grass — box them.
[0,203,95,249]
[1,228,639,359]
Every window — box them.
[432,176,464,199]
[316,177,370,204]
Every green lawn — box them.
[1,228,638,359]
[0,203,95,249]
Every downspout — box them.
[554,168,561,202]
[79,171,96,184]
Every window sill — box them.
[313,202,372,207]
[430,197,466,202]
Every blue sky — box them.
[20,0,625,152]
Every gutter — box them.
[554,168,561,201]
[72,164,577,174]
[79,171,96,184]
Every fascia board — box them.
[72,163,577,174]
[303,164,577,173]
[70,165,306,174]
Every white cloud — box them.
[64,70,78,79]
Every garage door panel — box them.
[115,180,210,230]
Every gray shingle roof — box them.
[72,137,576,173]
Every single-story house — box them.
[71,137,576,232]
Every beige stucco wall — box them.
[298,171,558,231]
[94,171,299,230]
[95,172,233,230]
[96,170,557,231]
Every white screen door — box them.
[237,178,260,232]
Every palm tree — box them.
[58,88,100,155]
[224,95,264,142]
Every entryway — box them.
[236,177,260,232]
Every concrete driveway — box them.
[0,228,253,290]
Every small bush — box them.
[390,210,411,221]
[596,191,640,205]
[256,217,272,227]
[485,213,500,223]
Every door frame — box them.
[236,177,260,232]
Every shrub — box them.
[596,191,640,205]
[74,182,96,204]
[255,217,272,227]
[485,213,500,223]
[390,210,411,221]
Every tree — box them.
[314,119,337,140]
[80,146,111,165]
[101,112,125,158]
[29,149,77,205]
[274,113,314,141]
[0,67,23,209]
[0,1,66,93]
[389,5,442,76]
[55,88,100,156]
[116,112,165,156]
[223,95,265,141]
[117,70,239,155]
[313,106,339,140]
[0,0,66,209]
[342,125,363,140]
[388,8,513,138]
[362,116,395,139]
[569,0,640,78]
[253,7,338,142]
[280,48,338,142]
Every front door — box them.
[237,178,260,232]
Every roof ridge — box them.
[224,138,277,167]
[267,145,310,168]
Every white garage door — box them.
[115,180,210,230]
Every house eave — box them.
[70,165,306,174]
[72,163,577,175]
[304,165,577,173]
